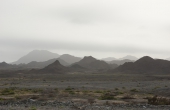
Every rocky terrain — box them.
[0,99,170,110]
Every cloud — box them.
[1,0,170,62]
[0,37,170,55]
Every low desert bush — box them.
[65,87,72,91]
[148,95,170,105]
[121,94,135,99]
[115,88,119,90]
[1,88,15,95]
[99,92,116,100]
[94,90,103,93]
[29,106,37,110]
[87,98,95,105]
[130,88,138,92]
[41,88,57,98]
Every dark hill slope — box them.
[113,56,170,74]
[24,58,69,69]
[37,60,69,74]
[73,56,111,70]
[0,62,17,69]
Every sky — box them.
[1,0,170,62]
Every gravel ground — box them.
[0,99,170,110]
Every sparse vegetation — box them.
[29,106,37,110]
[148,95,170,105]
[130,88,138,92]
[1,88,15,95]
[99,92,116,100]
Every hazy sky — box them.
[1,0,170,62]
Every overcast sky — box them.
[1,0,170,62]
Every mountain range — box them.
[107,59,134,65]
[102,55,138,61]
[113,56,170,74]
[0,62,16,69]
[59,54,81,64]
[12,50,60,64]
[23,58,69,69]
[11,50,138,65]
[2,49,170,75]
[35,60,69,74]
[72,56,113,70]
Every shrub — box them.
[122,87,126,89]
[148,95,170,105]
[99,92,116,100]
[94,90,103,93]
[68,90,75,95]
[29,106,37,110]
[130,88,138,92]
[115,88,119,90]
[88,98,95,105]
[121,95,135,99]
[65,87,72,91]
[41,88,57,98]
[1,88,15,95]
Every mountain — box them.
[38,60,69,74]
[119,55,138,61]
[69,64,87,72]
[73,56,110,70]
[108,59,134,65]
[59,54,81,64]
[101,57,116,61]
[113,56,170,74]
[109,64,118,69]
[24,58,69,69]
[0,62,16,69]
[12,50,60,64]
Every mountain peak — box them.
[40,60,68,73]
[12,50,60,64]
[83,56,96,60]
[119,55,138,61]
[59,54,81,64]
[136,56,154,63]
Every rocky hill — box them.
[113,56,170,74]
[0,62,17,69]
[24,58,69,69]
[38,60,69,74]
[73,56,111,70]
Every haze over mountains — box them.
[108,59,135,65]
[11,50,81,66]
[2,50,170,75]
[102,55,138,61]
[10,50,139,67]
[24,58,69,69]
[101,57,117,61]
[12,50,60,64]
[59,54,81,64]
